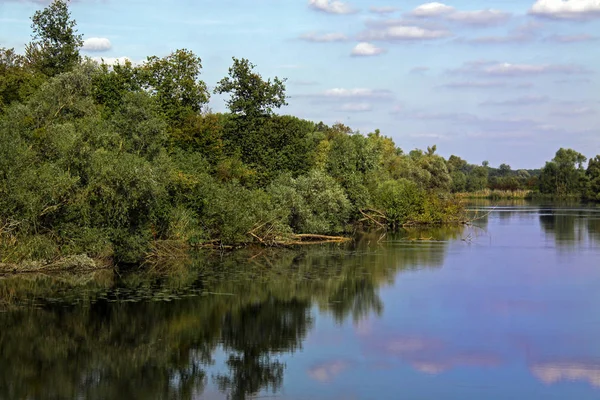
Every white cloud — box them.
[369,6,398,14]
[447,10,511,26]
[337,102,373,111]
[82,37,112,52]
[299,32,348,42]
[360,25,451,40]
[308,0,356,14]
[411,2,455,17]
[351,42,386,56]
[530,0,600,20]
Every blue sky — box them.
[1,0,599,168]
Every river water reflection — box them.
[1,203,600,399]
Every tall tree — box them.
[214,57,287,118]
[140,49,209,122]
[539,148,587,196]
[25,0,83,77]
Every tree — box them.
[447,155,467,173]
[498,163,511,176]
[214,57,287,118]
[539,148,587,196]
[585,156,600,200]
[140,49,209,122]
[0,48,45,112]
[25,0,83,77]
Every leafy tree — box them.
[466,166,488,192]
[140,49,209,122]
[447,155,467,173]
[450,171,467,193]
[92,59,142,114]
[539,148,587,196]
[585,156,600,200]
[214,57,287,118]
[0,48,45,113]
[25,0,83,77]
[498,163,511,176]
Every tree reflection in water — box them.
[0,227,460,400]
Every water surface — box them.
[1,203,600,399]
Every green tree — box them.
[498,163,511,176]
[585,156,600,200]
[214,57,287,118]
[92,59,142,114]
[140,49,209,122]
[539,148,587,196]
[466,165,488,191]
[0,48,45,113]
[25,0,83,77]
[447,155,467,173]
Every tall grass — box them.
[457,189,533,200]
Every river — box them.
[1,202,599,399]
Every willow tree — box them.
[25,0,83,77]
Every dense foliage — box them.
[0,1,597,265]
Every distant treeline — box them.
[0,1,598,265]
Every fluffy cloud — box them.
[308,0,356,14]
[410,2,455,17]
[359,25,451,41]
[299,32,348,42]
[82,37,112,52]
[530,0,600,20]
[351,42,385,56]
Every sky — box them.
[1,0,599,169]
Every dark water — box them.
[1,203,600,399]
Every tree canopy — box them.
[25,0,83,77]
[214,57,287,118]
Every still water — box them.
[1,203,600,399]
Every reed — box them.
[457,189,533,200]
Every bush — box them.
[374,179,425,228]
[269,170,351,234]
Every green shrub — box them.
[374,179,425,228]
[269,170,351,234]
